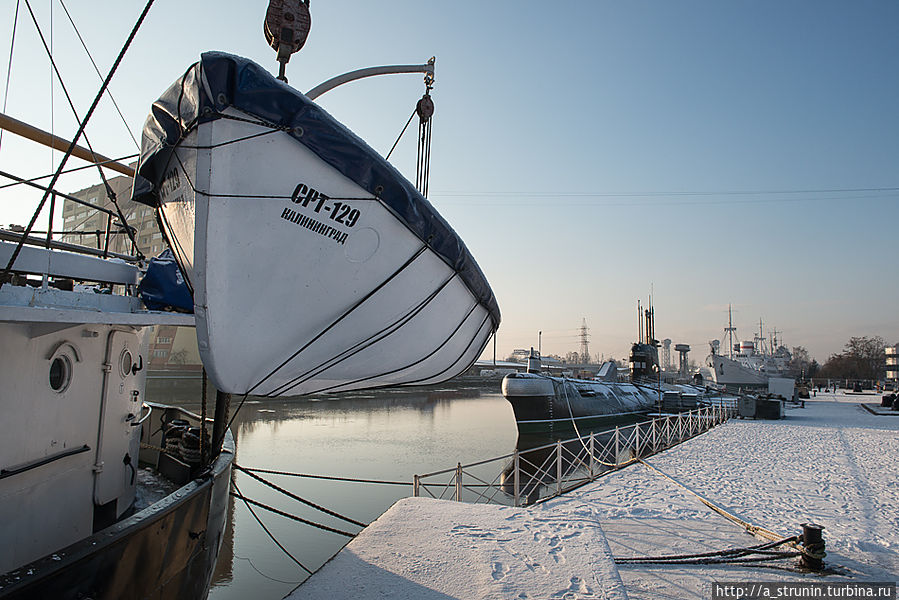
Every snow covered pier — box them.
[290,391,899,599]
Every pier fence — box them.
[413,400,738,507]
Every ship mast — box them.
[724,304,737,359]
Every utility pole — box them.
[579,319,590,365]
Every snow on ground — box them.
[291,498,628,600]
[543,391,899,598]
[290,392,899,599]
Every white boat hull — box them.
[707,354,769,387]
[139,55,499,397]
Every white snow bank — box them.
[290,497,628,600]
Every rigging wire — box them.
[431,186,899,199]
[49,0,53,174]
[429,189,899,208]
[0,153,139,190]
[385,107,415,161]
[266,268,461,396]
[0,0,155,289]
[0,0,20,154]
[415,85,433,198]
[20,0,144,255]
[57,0,139,149]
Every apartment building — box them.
[62,174,201,373]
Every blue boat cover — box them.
[138,249,194,313]
[131,51,499,325]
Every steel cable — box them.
[0,0,155,288]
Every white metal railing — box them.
[413,400,738,506]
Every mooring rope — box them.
[234,463,367,528]
[240,466,409,486]
[230,488,357,538]
[637,457,786,543]
[560,378,637,469]
[615,535,800,565]
[231,480,314,575]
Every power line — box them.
[429,188,898,207]
[432,186,899,198]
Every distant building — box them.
[886,344,898,386]
[63,175,202,373]
[60,169,166,256]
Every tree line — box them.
[791,336,890,382]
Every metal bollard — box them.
[800,523,825,570]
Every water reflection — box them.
[145,376,516,600]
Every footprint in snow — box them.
[491,561,510,581]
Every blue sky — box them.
[1,1,897,363]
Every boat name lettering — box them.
[160,167,183,198]
[280,207,349,245]
[290,183,360,227]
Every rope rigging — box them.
[614,535,801,566]
[238,466,410,486]
[0,0,155,291]
[230,488,357,538]
[22,0,142,258]
[231,480,314,575]
[0,153,139,191]
[0,0,20,154]
[415,66,434,198]
[383,60,434,198]
[234,463,368,528]
[552,395,823,569]
[57,0,140,150]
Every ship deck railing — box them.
[413,399,738,507]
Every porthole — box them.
[120,349,133,378]
[49,356,72,392]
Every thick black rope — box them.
[230,488,356,538]
[0,0,154,289]
[615,536,800,565]
[231,480,314,575]
[239,466,409,486]
[235,463,367,528]
[618,554,801,566]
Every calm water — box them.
[147,377,521,600]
